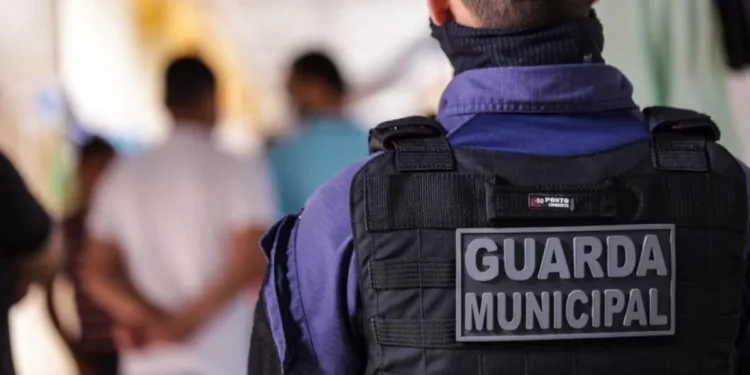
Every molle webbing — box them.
[364,174,746,232]
[371,316,742,348]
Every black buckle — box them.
[368,116,447,154]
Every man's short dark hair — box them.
[79,136,115,161]
[462,0,593,29]
[165,56,216,108]
[291,51,348,96]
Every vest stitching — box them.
[524,351,529,374]
[441,98,638,117]
[418,229,427,374]
[704,175,713,374]
[373,230,384,372]
[291,221,319,374]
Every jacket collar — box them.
[438,64,638,131]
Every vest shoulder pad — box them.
[643,106,720,141]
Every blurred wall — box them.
[0,0,66,212]
[206,0,452,130]
[62,0,267,155]
[61,0,165,144]
[597,0,742,157]
[729,73,750,161]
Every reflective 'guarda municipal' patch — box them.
[455,224,676,342]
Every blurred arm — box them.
[168,227,267,338]
[167,228,265,339]
[14,227,63,299]
[78,161,159,327]
[81,236,159,326]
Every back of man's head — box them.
[290,52,348,97]
[77,136,115,204]
[462,0,593,29]
[79,136,115,162]
[164,56,217,124]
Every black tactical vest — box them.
[350,107,749,375]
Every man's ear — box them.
[427,0,452,26]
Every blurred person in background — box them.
[250,0,750,374]
[0,152,61,375]
[82,56,273,375]
[268,51,368,215]
[62,137,117,374]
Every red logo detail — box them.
[530,197,545,208]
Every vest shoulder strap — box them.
[368,116,455,172]
[643,106,720,172]
[644,106,720,139]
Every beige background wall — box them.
[729,72,750,161]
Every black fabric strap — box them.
[370,258,454,290]
[365,174,617,232]
[372,318,459,349]
[365,174,485,232]
[644,106,719,172]
[489,180,617,221]
[364,174,746,232]
[368,116,455,172]
[393,137,454,172]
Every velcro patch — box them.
[455,224,675,342]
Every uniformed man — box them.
[250,0,750,374]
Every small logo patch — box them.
[529,194,575,211]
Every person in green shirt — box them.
[268,51,368,215]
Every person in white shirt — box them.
[81,56,274,375]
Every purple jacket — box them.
[258,64,750,374]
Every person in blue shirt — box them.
[267,51,368,215]
[251,1,750,374]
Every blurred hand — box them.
[117,299,166,327]
[145,311,204,345]
[113,301,171,352]
[113,325,147,352]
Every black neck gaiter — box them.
[430,13,605,75]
